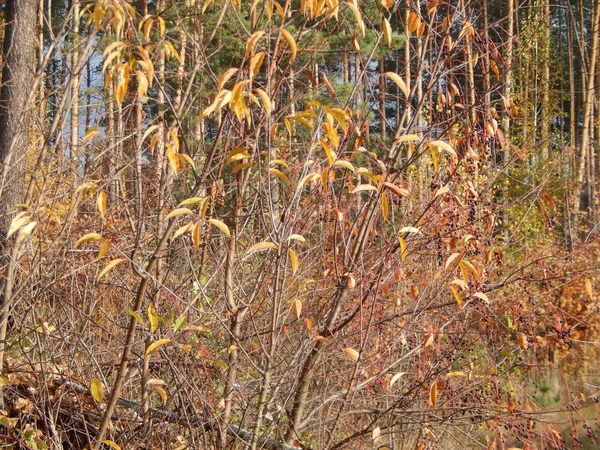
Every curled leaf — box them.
[343,347,359,362]
[145,338,171,357]
[97,258,125,281]
[77,233,103,247]
[208,218,231,237]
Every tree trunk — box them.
[0,0,38,401]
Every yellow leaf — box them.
[142,125,159,141]
[289,248,299,275]
[279,28,297,61]
[249,52,266,79]
[97,191,107,219]
[245,30,265,59]
[96,239,110,261]
[193,222,201,248]
[345,2,365,37]
[247,241,278,254]
[331,160,355,172]
[148,304,159,333]
[585,279,593,300]
[385,71,409,98]
[82,127,99,145]
[166,208,193,220]
[472,292,490,304]
[444,252,462,271]
[136,70,148,97]
[269,168,290,185]
[90,378,104,403]
[124,308,144,324]
[383,181,409,198]
[289,234,306,243]
[381,193,389,222]
[446,371,467,378]
[77,233,103,247]
[208,219,231,237]
[382,17,392,47]
[217,68,238,91]
[343,347,360,362]
[398,134,420,143]
[429,140,457,159]
[145,338,171,357]
[450,286,463,307]
[351,184,378,194]
[398,236,407,262]
[292,299,302,319]
[97,258,125,281]
[178,197,206,208]
[172,223,194,240]
[100,440,121,450]
[153,385,168,404]
[254,88,272,116]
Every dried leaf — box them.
[100,440,121,450]
[389,372,408,387]
[292,299,302,319]
[428,381,438,408]
[351,184,378,194]
[77,233,103,246]
[343,347,359,362]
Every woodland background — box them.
[0,0,600,449]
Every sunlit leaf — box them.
[382,17,392,47]
[154,385,168,404]
[450,286,463,307]
[174,315,186,332]
[428,381,438,408]
[472,292,490,304]
[148,303,159,333]
[429,140,458,159]
[445,253,462,271]
[279,28,297,61]
[331,160,355,172]
[269,168,290,185]
[77,233,103,247]
[389,372,408,387]
[90,378,104,403]
[289,248,299,275]
[97,191,107,219]
[289,234,306,243]
[145,339,171,357]
[351,184,378,194]
[97,258,125,281]
[292,299,302,319]
[385,71,409,98]
[7,212,29,238]
[399,227,420,234]
[166,208,193,219]
[100,440,121,450]
[343,347,359,362]
[208,219,231,237]
[383,181,409,198]
[82,127,99,145]
[124,308,144,324]
[246,241,278,254]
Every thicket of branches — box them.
[0,0,599,449]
